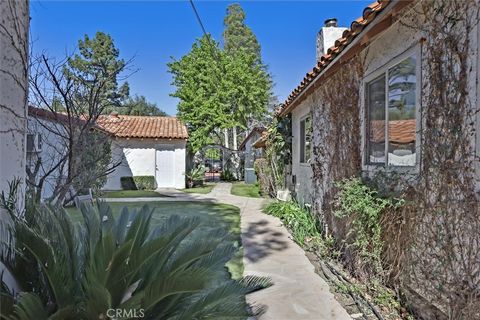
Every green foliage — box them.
[264,201,321,247]
[168,35,227,152]
[220,169,236,182]
[133,176,155,190]
[120,176,155,190]
[120,176,137,190]
[204,148,220,160]
[66,31,129,111]
[0,202,271,319]
[334,177,403,275]
[185,166,205,188]
[119,95,167,116]
[223,4,260,59]
[169,5,272,153]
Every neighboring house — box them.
[0,0,29,208]
[239,127,265,184]
[27,109,188,200]
[27,107,73,201]
[97,113,188,190]
[279,0,479,317]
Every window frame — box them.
[299,114,312,165]
[362,45,422,171]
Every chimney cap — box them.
[110,111,119,118]
[324,18,338,27]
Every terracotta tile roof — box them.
[29,106,188,140]
[239,126,266,150]
[370,119,416,144]
[97,114,188,140]
[278,0,392,116]
[28,105,86,125]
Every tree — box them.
[223,3,260,59]
[28,32,129,204]
[168,35,231,153]
[119,95,167,116]
[223,3,271,150]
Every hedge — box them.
[120,176,156,190]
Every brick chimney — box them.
[316,18,347,62]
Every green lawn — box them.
[231,182,261,198]
[180,184,215,194]
[66,201,243,279]
[99,190,169,198]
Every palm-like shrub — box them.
[186,166,206,188]
[0,202,270,319]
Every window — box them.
[300,116,312,163]
[366,53,417,167]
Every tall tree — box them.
[28,32,129,204]
[119,95,167,116]
[222,3,271,151]
[223,3,260,59]
[168,35,231,153]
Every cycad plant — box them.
[0,201,270,319]
[186,166,206,188]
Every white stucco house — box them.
[97,113,188,190]
[27,108,188,200]
[0,0,29,209]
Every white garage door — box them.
[156,145,175,188]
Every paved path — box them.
[205,183,351,320]
[103,183,351,319]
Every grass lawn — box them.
[231,182,261,198]
[99,190,169,198]
[180,184,215,194]
[66,201,243,279]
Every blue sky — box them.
[30,1,370,116]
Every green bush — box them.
[333,177,404,274]
[133,175,155,190]
[220,169,236,182]
[264,201,321,247]
[120,176,155,190]
[120,176,137,190]
[0,202,271,319]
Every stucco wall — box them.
[27,116,69,201]
[291,102,313,205]
[104,138,186,190]
[0,0,29,209]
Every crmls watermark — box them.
[104,308,145,319]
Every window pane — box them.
[388,55,416,166]
[305,116,312,163]
[367,75,386,164]
[300,119,305,163]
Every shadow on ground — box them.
[242,219,289,263]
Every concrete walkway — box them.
[205,183,351,320]
[103,183,351,319]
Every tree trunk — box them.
[224,128,229,149]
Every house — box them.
[238,127,266,184]
[0,0,29,209]
[27,108,188,200]
[278,0,480,317]
[97,113,188,190]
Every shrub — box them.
[264,201,321,248]
[0,202,271,319]
[220,169,236,182]
[254,158,274,197]
[186,166,205,188]
[120,176,137,190]
[133,175,155,190]
[333,177,403,276]
[120,176,155,190]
